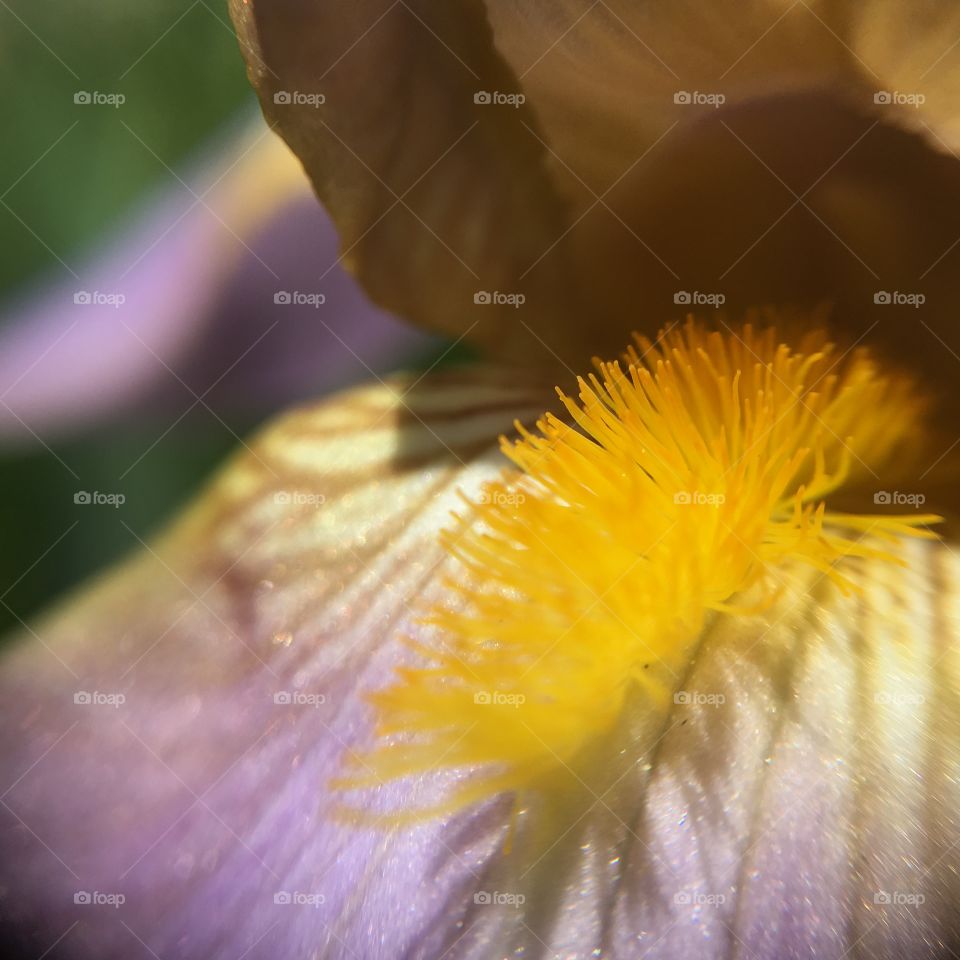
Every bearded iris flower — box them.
[2,2,960,959]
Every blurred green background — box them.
[0,0,272,638]
[1,1,251,296]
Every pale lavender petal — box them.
[1,371,958,958]
[0,370,548,958]
[0,122,433,443]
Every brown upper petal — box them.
[840,0,960,150]
[232,1,960,392]
[477,1,960,391]
[482,1,854,192]
[230,0,597,373]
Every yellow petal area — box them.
[345,321,940,814]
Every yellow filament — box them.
[338,321,939,816]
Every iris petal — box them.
[230,2,960,387]
[230,0,590,371]
[1,365,958,956]
[0,120,434,442]
[0,369,547,958]
[480,2,960,384]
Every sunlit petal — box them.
[2,358,958,957]
[0,369,548,958]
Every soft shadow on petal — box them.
[0,368,550,959]
[229,0,593,372]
